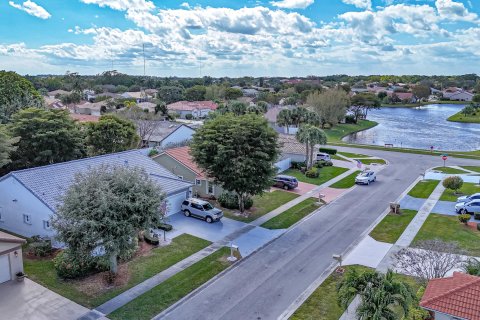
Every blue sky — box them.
[1,0,479,76]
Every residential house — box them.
[143,122,195,148]
[264,105,297,134]
[447,91,474,102]
[43,96,65,109]
[0,150,192,241]
[167,101,218,119]
[153,146,224,198]
[83,89,96,102]
[0,231,26,284]
[137,101,157,113]
[74,99,114,116]
[121,91,151,103]
[420,272,480,320]
[47,90,70,99]
[388,91,417,103]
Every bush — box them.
[478,223,480,231]
[148,149,159,157]
[291,161,305,170]
[144,232,159,245]
[345,115,356,124]
[218,192,253,210]
[53,250,108,279]
[474,212,480,220]
[458,214,471,224]
[158,223,173,232]
[443,176,464,193]
[118,237,138,261]
[185,113,193,120]
[318,148,337,155]
[306,167,319,178]
[314,161,324,169]
[27,240,52,257]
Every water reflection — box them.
[342,104,480,151]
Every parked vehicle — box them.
[355,171,376,185]
[455,199,480,214]
[457,193,480,203]
[181,198,223,223]
[316,153,331,161]
[273,175,298,190]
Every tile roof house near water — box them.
[167,101,218,119]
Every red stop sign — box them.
[442,155,448,161]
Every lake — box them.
[342,104,480,152]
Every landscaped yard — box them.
[447,111,480,124]
[354,158,386,165]
[283,166,349,185]
[433,166,469,174]
[413,214,480,256]
[338,151,370,159]
[369,210,418,243]
[461,166,480,173]
[439,182,480,202]
[330,171,361,189]
[408,180,440,199]
[261,198,320,229]
[24,234,211,308]
[109,247,233,320]
[324,120,378,144]
[222,190,299,223]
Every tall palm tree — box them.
[296,124,327,169]
[277,109,292,134]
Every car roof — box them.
[276,175,296,179]
[469,193,480,197]
[467,199,480,204]
[186,198,209,205]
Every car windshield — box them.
[359,172,369,177]
[203,203,214,210]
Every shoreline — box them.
[446,110,480,124]
[381,101,467,108]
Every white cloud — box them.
[79,0,155,12]
[270,0,314,9]
[342,0,372,10]
[180,2,190,8]
[9,0,51,19]
[435,0,478,22]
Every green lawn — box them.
[24,234,211,308]
[439,182,480,202]
[284,167,349,185]
[261,198,320,229]
[408,180,440,199]
[413,214,480,256]
[109,247,232,320]
[330,171,361,189]
[354,158,386,165]
[222,190,299,223]
[324,120,378,144]
[433,166,469,174]
[338,151,370,158]
[330,154,348,161]
[461,166,480,173]
[447,111,480,123]
[369,210,418,243]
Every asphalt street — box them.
[160,148,480,320]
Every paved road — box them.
[161,148,480,320]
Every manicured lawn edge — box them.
[24,234,211,308]
[338,151,370,159]
[433,166,468,174]
[283,167,349,185]
[325,120,378,144]
[353,158,386,165]
[439,182,480,202]
[369,210,418,243]
[330,171,361,189]
[408,180,440,199]
[461,166,480,173]
[261,198,320,229]
[447,111,480,124]
[108,247,233,320]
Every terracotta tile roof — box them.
[420,272,480,320]
[0,231,26,244]
[167,101,218,112]
[164,146,205,179]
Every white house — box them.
[446,91,474,102]
[0,150,192,241]
[143,122,195,148]
[0,231,26,284]
[167,101,218,119]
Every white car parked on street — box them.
[355,171,376,185]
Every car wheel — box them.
[367,180,370,185]
[206,216,213,223]
[184,210,191,217]
[461,209,467,214]
[374,177,376,182]
[283,185,289,190]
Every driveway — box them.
[283,181,317,195]
[163,212,248,242]
[0,279,91,320]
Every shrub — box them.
[314,161,324,169]
[158,223,173,231]
[218,192,253,210]
[323,160,333,167]
[478,223,480,231]
[474,212,480,220]
[291,161,305,170]
[244,197,253,210]
[306,167,319,178]
[53,250,107,279]
[318,148,337,155]
[118,237,138,261]
[144,232,159,245]
[27,239,52,257]
[345,115,356,124]
[148,149,159,157]
[443,176,464,194]
[185,113,193,120]
[458,214,471,224]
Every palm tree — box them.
[277,109,292,134]
[337,269,416,320]
[296,124,327,169]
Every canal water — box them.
[342,104,480,151]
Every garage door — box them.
[167,192,188,216]
[0,254,11,283]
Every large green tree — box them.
[0,71,43,123]
[185,85,207,101]
[296,125,327,169]
[350,92,381,122]
[307,89,350,128]
[191,113,279,213]
[53,166,166,274]
[85,114,139,155]
[0,126,18,168]
[158,86,184,104]
[225,87,243,100]
[277,109,293,134]
[8,108,85,170]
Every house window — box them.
[195,179,201,186]
[43,220,51,230]
[23,214,31,225]
[207,182,215,195]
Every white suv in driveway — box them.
[355,171,377,185]
[181,198,224,223]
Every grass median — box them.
[408,179,440,199]
[109,247,233,320]
[369,209,418,243]
[284,167,349,185]
[354,158,386,165]
[261,198,320,229]
[433,166,468,174]
[330,171,361,189]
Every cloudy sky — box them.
[1,0,479,76]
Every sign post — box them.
[442,154,448,167]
